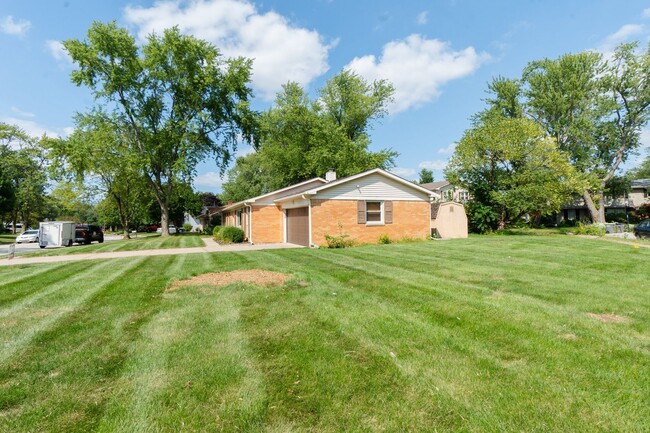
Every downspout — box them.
[246,205,253,244]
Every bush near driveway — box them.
[215,226,244,244]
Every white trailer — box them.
[39,221,76,248]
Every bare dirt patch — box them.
[586,312,630,323]
[168,269,290,292]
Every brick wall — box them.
[310,199,430,246]
[251,205,284,243]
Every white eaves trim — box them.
[221,177,327,212]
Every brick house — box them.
[219,168,435,246]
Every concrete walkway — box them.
[0,237,303,266]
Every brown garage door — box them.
[286,207,309,246]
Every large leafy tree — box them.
[222,71,397,201]
[64,22,258,235]
[484,43,650,222]
[446,116,580,230]
[48,113,149,238]
[0,123,49,231]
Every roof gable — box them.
[276,168,433,202]
[222,177,327,211]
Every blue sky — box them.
[2,0,650,193]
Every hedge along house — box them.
[220,168,435,247]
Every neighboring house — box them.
[560,178,650,222]
[197,205,222,230]
[183,212,203,232]
[420,181,470,202]
[220,168,436,246]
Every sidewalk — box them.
[0,238,303,266]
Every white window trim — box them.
[366,201,384,226]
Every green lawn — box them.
[0,236,648,432]
[20,233,206,257]
[0,233,17,245]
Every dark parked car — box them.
[634,219,650,239]
[75,224,104,244]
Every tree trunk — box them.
[582,190,603,223]
[113,194,131,239]
[160,205,170,236]
[597,194,606,223]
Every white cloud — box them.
[45,39,73,65]
[437,143,456,155]
[643,8,650,18]
[418,160,448,171]
[416,11,428,25]
[597,24,645,56]
[0,116,63,139]
[1,15,31,36]
[389,167,416,178]
[346,34,489,113]
[193,171,227,189]
[11,106,35,118]
[123,0,332,99]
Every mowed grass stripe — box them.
[1,238,648,432]
[343,240,650,315]
[24,234,206,257]
[243,250,473,430]
[0,263,76,305]
[97,281,266,432]
[317,246,648,354]
[233,255,422,432]
[262,246,649,430]
[0,259,146,364]
[0,255,174,433]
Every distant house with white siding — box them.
[219,168,439,246]
[419,181,470,202]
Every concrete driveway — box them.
[0,237,303,266]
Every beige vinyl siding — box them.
[316,173,430,201]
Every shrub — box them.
[324,233,354,248]
[217,226,244,244]
[183,223,193,232]
[605,211,627,223]
[466,202,499,233]
[572,222,605,236]
[212,226,222,238]
[378,234,392,244]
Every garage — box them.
[286,207,309,246]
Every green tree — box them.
[64,22,258,235]
[628,150,650,179]
[0,123,49,231]
[48,181,98,224]
[417,168,434,184]
[446,116,580,230]
[146,180,202,227]
[486,43,650,223]
[48,113,151,238]
[222,71,397,201]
